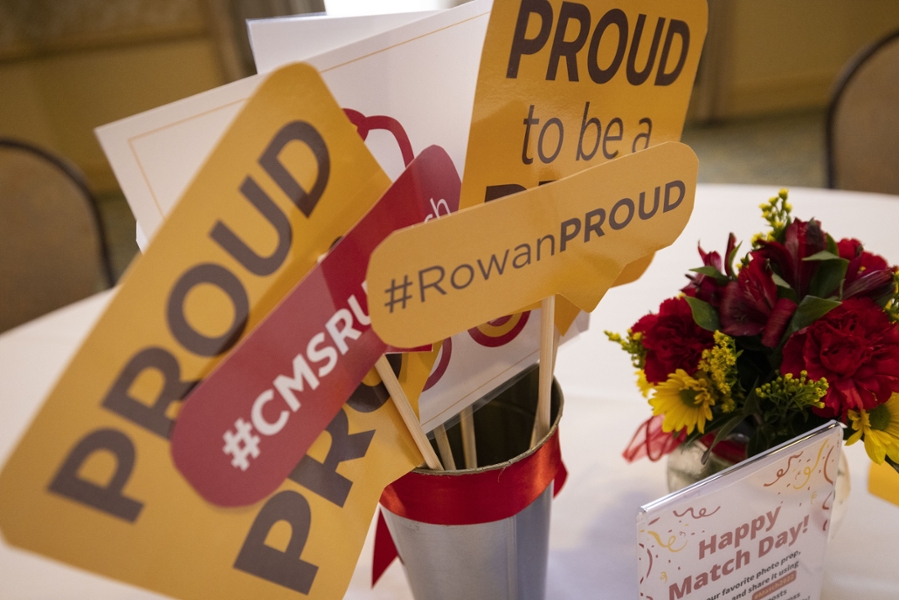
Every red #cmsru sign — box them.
[171,145,460,507]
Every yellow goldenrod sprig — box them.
[755,370,828,416]
[883,270,899,323]
[605,329,646,370]
[753,188,792,247]
[697,332,742,413]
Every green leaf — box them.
[825,233,839,255]
[726,241,742,276]
[875,288,895,308]
[771,272,792,289]
[701,412,747,465]
[785,296,841,335]
[683,411,743,446]
[809,257,848,298]
[685,296,721,332]
[748,429,773,458]
[802,250,843,262]
[771,273,799,303]
[690,266,729,283]
[776,288,799,304]
[741,385,762,416]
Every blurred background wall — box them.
[1,0,898,281]
[3,0,221,194]
[692,0,899,121]
[1,0,898,196]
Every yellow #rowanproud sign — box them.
[461,0,707,209]
[0,63,428,599]
[368,142,698,348]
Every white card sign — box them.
[96,0,492,246]
[247,11,439,75]
[637,422,842,600]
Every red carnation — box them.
[633,297,715,384]
[781,297,899,419]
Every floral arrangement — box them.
[608,189,899,474]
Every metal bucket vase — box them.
[379,366,564,600]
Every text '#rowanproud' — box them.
[367,141,697,349]
[381,180,686,315]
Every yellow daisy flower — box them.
[847,393,899,464]
[636,370,653,399]
[649,369,716,435]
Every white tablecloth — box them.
[1,185,898,598]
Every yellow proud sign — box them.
[368,141,697,348]
[461,0,707,208]
[459,0,707,332]
[0,63,427,600]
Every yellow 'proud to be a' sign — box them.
[461,0,707,208]
[458,0,707,331]
[368,142,698,349]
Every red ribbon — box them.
[622,415,685,462]
[622,415,747,464]
[372,428,567,585]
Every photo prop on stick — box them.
[441,0,707,445]
[459,0,708,329]
[870,461,899,507]
[172,145,461,507]
[461,0,707,209]
[0,63,433,600]
[367,141,698,349]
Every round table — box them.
[1,185,897,599]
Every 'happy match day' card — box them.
[638,422,842,600]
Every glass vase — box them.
[665,438,850,540]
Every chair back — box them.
[827,30,899,194]
[0,139,114,332]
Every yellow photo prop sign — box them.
[0,63,426,599]
[870,461,899,507]
[459,0,706,333]
[368,141,697,348]
[461,0,707,208]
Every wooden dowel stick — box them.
[551,327,561,372]
[433,425,456,470]
[375,356,443,470]
[531,296,557,447]
[459,406,478,469]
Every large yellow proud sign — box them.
[0,64,426,600]
[369,142,698,348]
[460,0,707,209]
